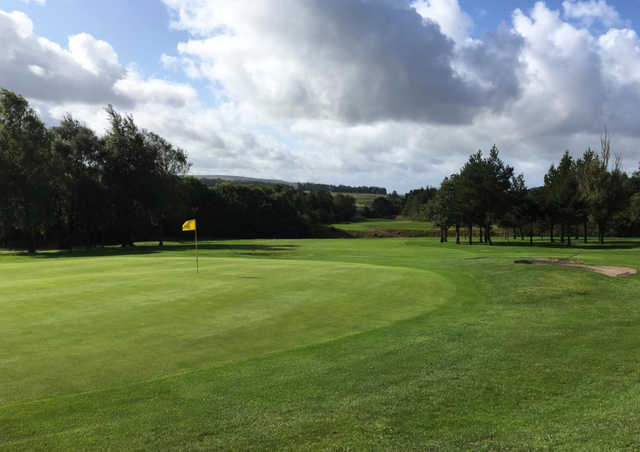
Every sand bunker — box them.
[514,258,637,278]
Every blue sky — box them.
[8,0,640,104]
[10,1,639,69]
[3,0,187,77]
[461,0,639,33]
[2,0,640,191]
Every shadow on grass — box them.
[9,242,299,259]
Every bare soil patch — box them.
[515,258,637,278]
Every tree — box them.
[522,188,542,246]
[333,194,356,222]
[101,106,190,246]
[102,105,150,246]
[424,191,449,242]
[544,151,580,246]
[142,131,189,245]
[402,187,437,219]
[50,115,106,248]
[457,146,515,245]
[577,132,628,244]
[424,176,464,243]
[370,196,396,218]
[0,89,54,253]
[501,173,527,241]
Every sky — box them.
[2,0,640,192]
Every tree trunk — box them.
[560,224,565,243]
[530,225,534,246]
[158,220,164,247]
[567,225,571,247]
[520,227,524,240]
[599,223,605,244]
[25,207,36,254]
[486,223,492,245]
[550,224,554,243]
[27,227,36,254]
[583,218,588,243]
[456,224,460,244]
[469,225,473,245]
[513,227,517,239]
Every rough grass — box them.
[331,217,434,231]
[332,192,381,208]
[2,237,640,450]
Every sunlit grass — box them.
[331,217,434,231]
[2,237,640,450]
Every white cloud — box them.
[411,0,473,44]
[67,33,120,76]
[2,10,33,37]
[20,0,45,5]
[113,72,198,108]
[0,9,198,111]
[599,28,640,84]
[0,9,126,105]
[161,53,202,79]
[562,0,623,28]
[3,3,640,192]
[166,0,522,125]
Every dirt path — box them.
[515,258,637,278]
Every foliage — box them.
[402,187,438,218]
[0,89,359,251]
[0,89,53,252]
[297,182,386,194]
[421,139,636,245]
[3,86,640,249]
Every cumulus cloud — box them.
[411,0,473,44]
[0,8,294,184]
[3,2,640,192]
[0,9,198,111]
[562,0,623,28]
[0,10,129,105]
[165,0,523,125]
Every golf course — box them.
[2,236,640,450]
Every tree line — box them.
[3,87,639,252]
[297,183,387,195]
[411,140,639,245]
[0,89,357,252]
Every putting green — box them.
[0,255,452,405]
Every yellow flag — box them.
[182,219,196,231]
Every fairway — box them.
[2,238,640,450]
[332,192,381,208]
[332,218,435,231]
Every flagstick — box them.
[195,225,199,273]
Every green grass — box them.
[2,237,640,450]
[332,192,381,208]
[331,217,434,231]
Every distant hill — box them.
[195,175,298,188]
[193,175,387,195]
